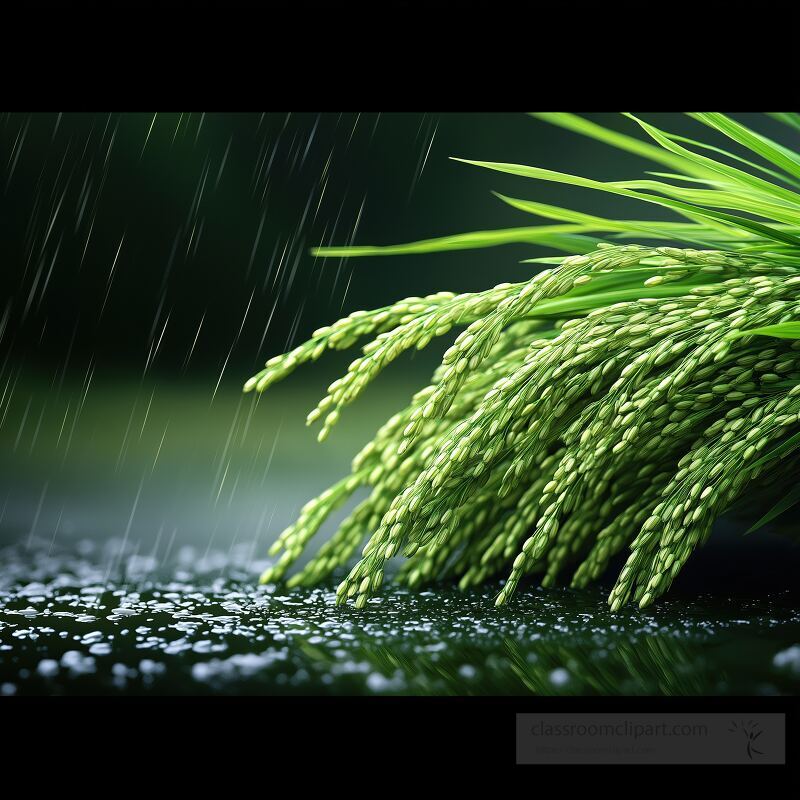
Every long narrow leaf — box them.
[493,192,721,247]
[690,112,800,182]
[626,114,800,208]
[453,157,800,248]
[310,226,603,258]
[615,179,800,227]
[735,322,800,340]
[529,113,715,179]
[665,132,800,189]
[526,281,721,319]
[745,483,800,534]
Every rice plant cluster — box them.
[245,113,800,610]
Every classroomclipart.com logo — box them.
[516,713,785,764]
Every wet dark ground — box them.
[2,377,800,696]
[2,533,800,696]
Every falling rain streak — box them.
[0,111,418,596]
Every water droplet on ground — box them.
[1,538,799,695]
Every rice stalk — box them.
[245,112,800,610]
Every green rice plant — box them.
[245,112,800,610]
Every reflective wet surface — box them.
[2,536,799,696]
[1,378,799,696]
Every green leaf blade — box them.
[736,322,800,340]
